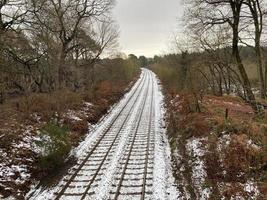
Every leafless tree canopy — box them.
[179,0,267,111]
[0,0,118,100]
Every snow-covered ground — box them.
[0,125,40,199]
[186,137,211,199]
[27,69,179,199]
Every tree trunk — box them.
[247,0,265,98]
[221,67,230,95]
[227,66,231,94]
[0,12,5,32]
[214,64,223,96]
[255,39,265,98]
[231,2,258,111]
[233,45,257,110]
[209,66,217,95]
[0,91,4,104]
[265,56,267,93]
[58,45,67,89]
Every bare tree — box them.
[185,0,258,111]
[72,19,119,90]
[31,0,114,88]
[241,0,267,98]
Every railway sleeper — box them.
[125,171,153,176]
[110,191,153,195]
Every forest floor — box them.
[0,73,140,199]
[166,92,267,199]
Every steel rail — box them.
[113,71,154,200]
[54,70,147,200]
[80,71,151,200]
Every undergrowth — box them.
[36,121,71,175]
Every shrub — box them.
[15,90,83,120]
[36,121,71,174]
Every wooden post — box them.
[225,108,229,120]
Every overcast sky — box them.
[113,0,183,58]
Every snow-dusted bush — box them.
[36,122,70,174]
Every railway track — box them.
[29,69,178,200]
[111,70,154,200]
[53,70,152,199]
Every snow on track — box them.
[27,69,178,200]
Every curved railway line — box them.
[29,69,178,200]
[112,71,154,200]
[54,68,149,200]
